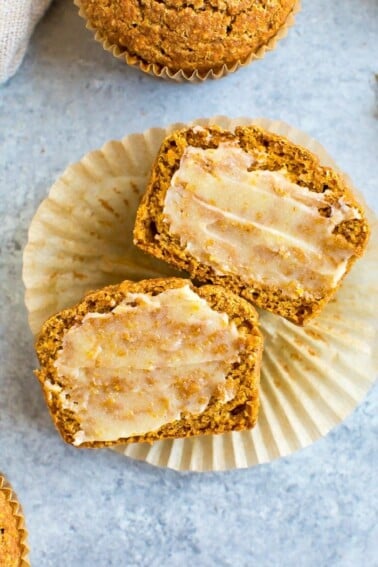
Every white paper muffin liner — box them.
[23,117,378,471]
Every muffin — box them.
[35,277,263,447]
[23,117,378,471]
[133,125,370,325]
[0,475,29,567]
[76,0,299,79]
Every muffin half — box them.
[35,278,263,447]
[134,125,370,325]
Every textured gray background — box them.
[1,0,377,565]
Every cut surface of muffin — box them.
[134,126,370,325]
[35,278,263,447]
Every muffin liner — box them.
[73,1,301,82]
[23,117,378,471]
[0,474,30,566]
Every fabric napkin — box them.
[0,0,51,84]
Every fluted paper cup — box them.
[0,474,30,566]
[23,117,378,471]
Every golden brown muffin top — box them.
[79,0,297,74]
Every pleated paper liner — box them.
[23,117,378,472]
[0,474,30,566]
[73,1,301,82]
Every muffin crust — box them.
[79,0,297,75]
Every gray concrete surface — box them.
[0,0,377,565]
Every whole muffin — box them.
[78,0,298,78]
[0,475,29,567]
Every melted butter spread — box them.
[162,143,361,296]
[52,285,243,445]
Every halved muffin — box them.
[133,125,370,325]
[35,278,263,447]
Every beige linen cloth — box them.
[0,0,51,84]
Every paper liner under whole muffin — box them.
[23,117,378,472]
[0,475,30,567]
[73,0,301,82]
